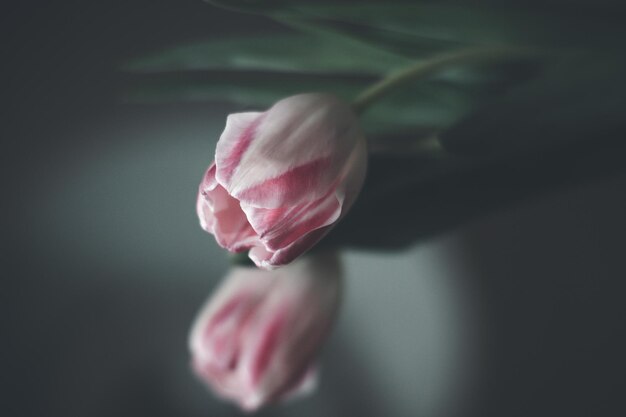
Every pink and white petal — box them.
[248,245,275,270]
[235,293,298,409]
[193,357,241,400]
[230,157,333,209]
[198,181,259,252]
[252,227,331,269]
[200,294,258,371]
[189,268,278,356]
[238,139,367,269]
[189,274,258,366]
[194,360,260,411]
[258,138,367,269]
[225,94,363,208]
[199,162,219,193]
[240,269,336,405]
[247,305,289,391]
[196,193,216,234]
[241,189,343,252]
[215,112,264,187]
[190,268,281,407]
[246,138,365,256]
[196,163,219,231]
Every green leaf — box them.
[122,63,532,136]
[361,58,543,134]
[123,52,540,136]
[124,33,411,75]
[270,2,625,53]
[121,70,369,106]
[275,16,463,60]
[122,70,459,134]
[360,80,486,134]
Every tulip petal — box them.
[202,295,253,370]
[190,271,271,366]
[248,305,288,389]
[197,163,259,251]
[238,298,299,407]
[249,227,330,269]
[221,94,362,208]
[241,188,343,252]
[239,261,339,403]
[243,138,366,269]
[215,112,264,186]
[248,245,274,269]
[232,157,332,208]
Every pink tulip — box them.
[197,93,367,269]
[189,253,342,411]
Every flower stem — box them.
[352,46,539,115]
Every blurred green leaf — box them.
[276,16,463,59]
[124,34,411,75]
[122,58,538,136]
[122,70,457,134]
[122,70,368,106]
[360,78,493,134]
[268,3,625,54]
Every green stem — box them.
[352,46,539,115]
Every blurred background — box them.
[5,1,626,416]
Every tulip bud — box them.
[189,253,342,411]
[197,93,367,269]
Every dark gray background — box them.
[5,2,626,416]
